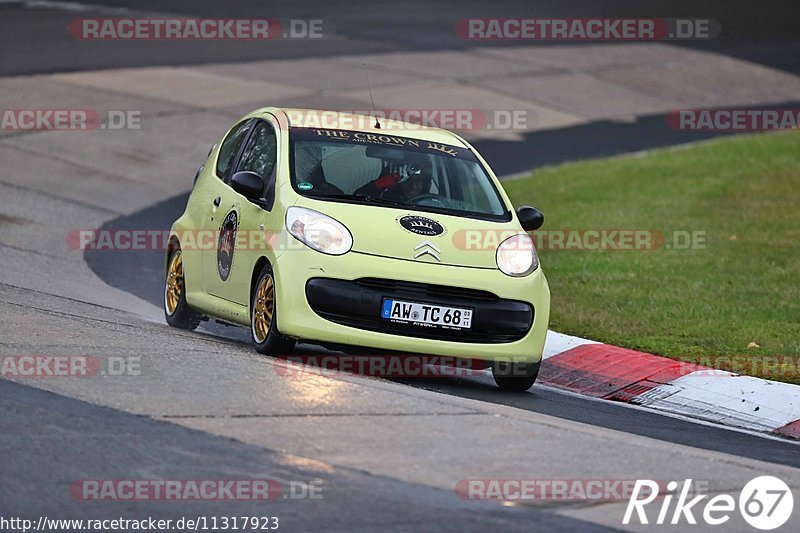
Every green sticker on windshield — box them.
[298,182,314,191]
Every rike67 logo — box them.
[624,477,794,530]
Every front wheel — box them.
[492,360,541,392]
[164,248,203,330]
[251,265,296,355]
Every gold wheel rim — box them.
[252,274,275,343]
[165,251,184,316]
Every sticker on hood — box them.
[398,215,444,236]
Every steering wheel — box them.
[409,193,445,206]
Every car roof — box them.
[252,107,470,148]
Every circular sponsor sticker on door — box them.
[398,215,444,236]
[217,210,238,281]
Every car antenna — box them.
[363,63,381,129]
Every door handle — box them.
[212,196,221,207]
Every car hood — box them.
[295,198,526,269]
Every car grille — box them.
[354,278,499,302]
[305,277,533,344]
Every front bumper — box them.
[273,249,550,363]
[306,278,533,343]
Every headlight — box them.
[286,206,353,255]
[496,234,538,277]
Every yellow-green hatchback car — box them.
[165,108,549,390]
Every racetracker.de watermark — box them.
[0,109,141,131]
[68,18,323,40]
[677,355,800,381]
[68,479,322,501]
[667,108,800,131]
[453,229,707,251]
[1,355,140,377]
[455,479,696,501]
[67,228,708,252]
[274,355,489,378]
[455,18,721,41]
[68,228,277,252]
[284,109,533,131]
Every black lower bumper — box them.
[305,277,533,343]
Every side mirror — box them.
[516,205,544,231]
[230,171,265,199]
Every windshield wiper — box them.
[306,193,411,208]
[304,193,508,220]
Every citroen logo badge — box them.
[414,240,441,262]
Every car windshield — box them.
[289,128,510,220]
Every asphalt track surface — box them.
[4,380,618,532]
[2,0,799,76]
[2,1,800,531]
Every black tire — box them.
[164,248,202,330]
[492,360,541,392]
[251,264,296,355]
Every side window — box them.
[237,121,277,181]
[215,120,252,181]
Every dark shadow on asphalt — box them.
[85,193,189,308]
[474,101,800,176]
[475,115,721,176]
[390,375,800,469]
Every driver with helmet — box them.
[356,153,434,202]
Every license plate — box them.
[381,299,473,329]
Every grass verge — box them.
[504,131,800,383]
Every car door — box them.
[201,119,253,300]
[205,117,281,306]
